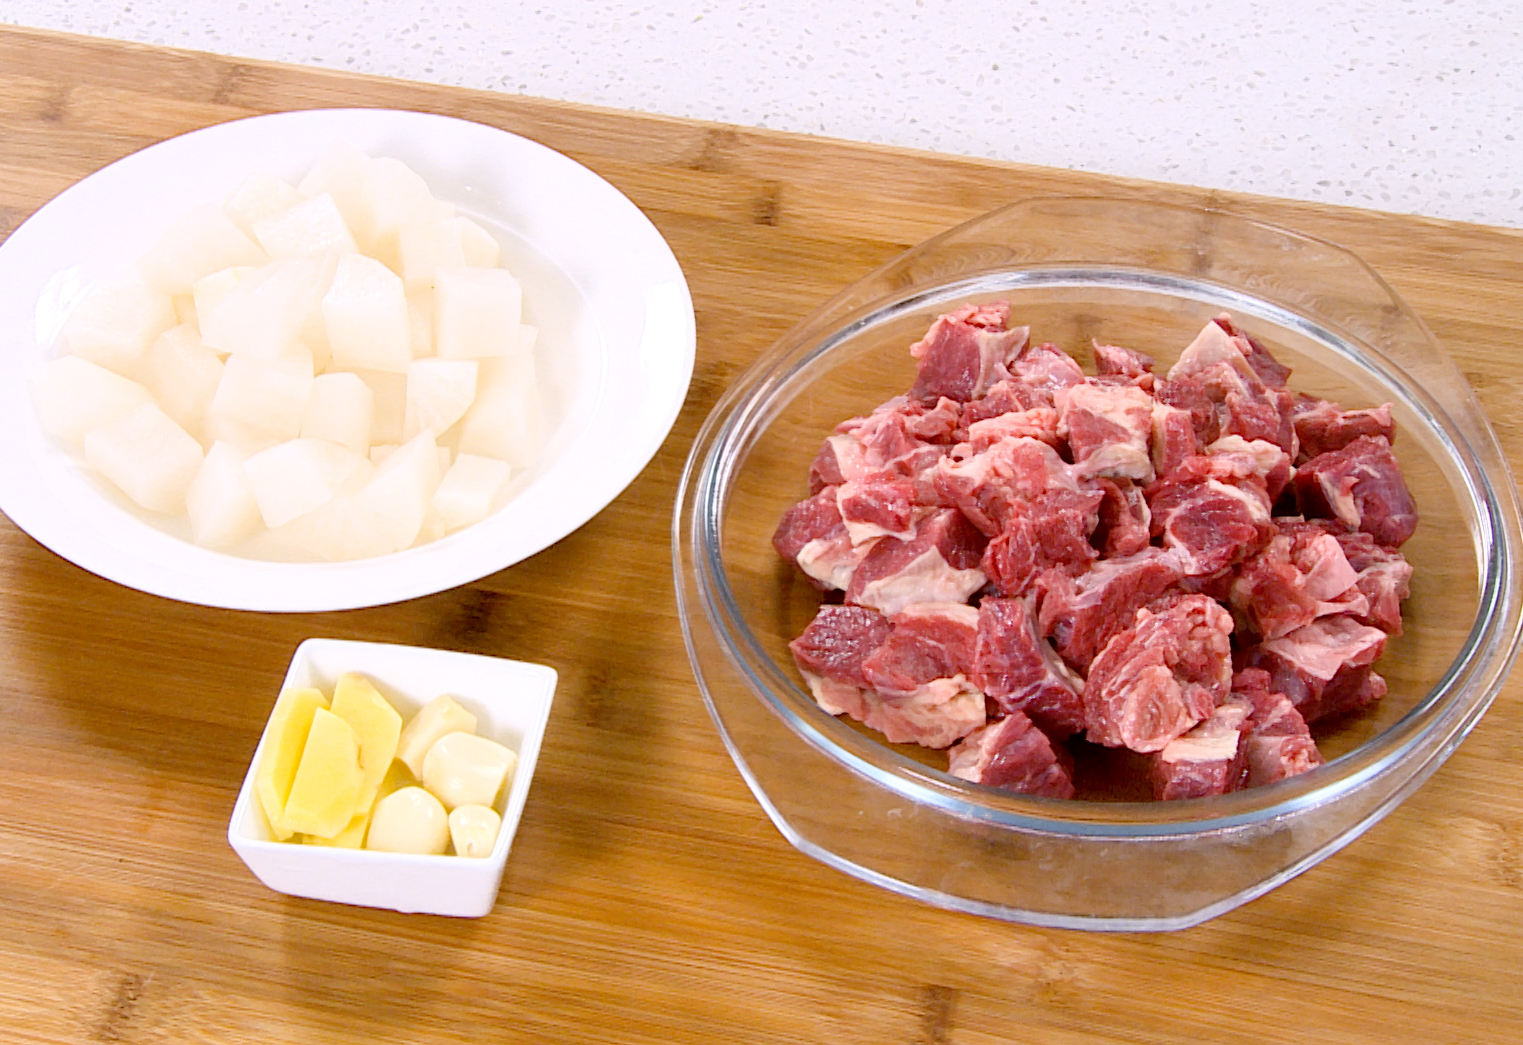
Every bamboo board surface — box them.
[2,26,1522,1045]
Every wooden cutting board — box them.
[2,26,1521,1045]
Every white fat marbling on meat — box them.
[854,547,986,616]
[798,533,878,590]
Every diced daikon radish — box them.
[172,294,197,326]
[407,290,434,358]
[223,171,305,238]
[403,358,478,441]
[199,257,332,361]
[191,266,253,333]
[185,441,262,548]
[458,217,501,268]
[243,438,370,528]
[433,266,521,360]
[368,444,397,466]
[252,193,359,260]
[205,350,315,445]
[397,217,496,292]
[30,355,153,446]
[429,453,511,535]
[353,369,408,445]
[323,254,411,372]
[62,270,177,376]
[141,325,224,441]
[297,142,374,242]
[457,352,541,468]
[279,429,440,559]
[83,402,204,514]
[138,203,268,295]
[361,157,455,270]
[301,372,374,455]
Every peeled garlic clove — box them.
[365,786,449,855]
[421,731,516,811]
[448,804,502,858]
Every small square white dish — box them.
[228,637,556,917]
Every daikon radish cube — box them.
[330,673,402,812]
[283,708,364,840]
[368,444,397,466]
[354,369,407,445]
[223,171,305,238]
[83,402,204,514]
[199,257,332,361]
[252,193,358,260]
[395,694,478,777]
[398,217,496,292]
[29,355,152,446]
[433,266,521,359]
[301,371,374,455]
[62,271,176,376]
[185,441,262,548]
[403,358,477,441]
[191,266,253,332]
[429,453,511,535]
[351,428,443,552]
[172,294,197,326]
[255,686,329,841]
[397,218,467,292]
[457,352,541,468]
[205,350,314,445]
[243,438,368,528]
[323,254,411,372]
[458,217,501,268]
[362,157,454,270]
[407,290,434,358]
[138,203,268,295]
[141,324,224,440]
[297,141,373,236]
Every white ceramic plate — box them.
[0,108,695,610]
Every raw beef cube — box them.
[861,603,980,699]
[1009,342,1086,400]
[907,308,1029,403]
[1232,668,1324,786]
[1092,478,1151,558]
[1149,475,1274,576]
[808,433,868,492]
[1164,319,1298,455]
[1290,394,1396,461]
[847,508,987,615]
[881,444,948,507]
[1083,593,1234,752]
[962,408,1061,452]
[837,477,918,543]
[1150,696,1251,800]
[1293,435,1418,547]
[1229,530,1364,640]
[773,487,847,564]
[933,436,1088,536]
[972,598,1085,736]
[862,676,987,748]
[1339,533,1413,634]
[1211,313,1292,388]
[949,301,1013,330]
[1201,435,1293,501]
[1057,381,1155,481]
[959,378,1048,425]
[899,395,964,444]
[790,604,893,687]
[1150,401,1199,479]
[948,712,1076,798]
[1155,375,1222,446]
[1242,616,1388,724]
[1036,547,1184,670]
[840,407,924,466]
[981,511,1042,597]
[1092,341,1156,380]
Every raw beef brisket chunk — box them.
[774,303,1415,801]
[948,712,1076,798]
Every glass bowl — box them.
[674,197,1523,930]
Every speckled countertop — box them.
[1,0,1519,229]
